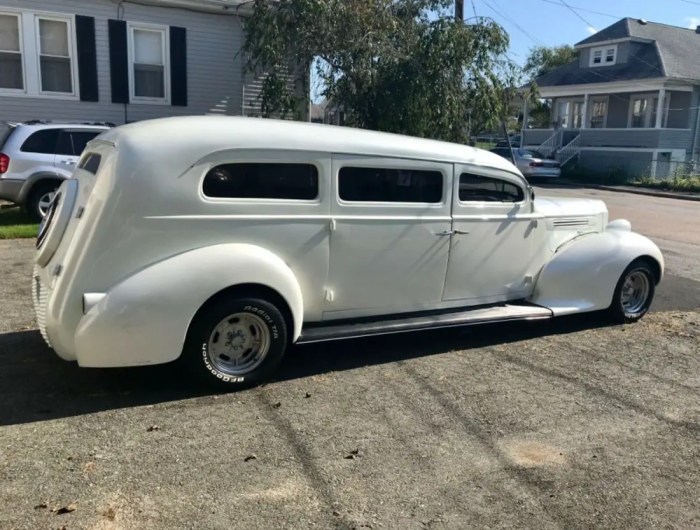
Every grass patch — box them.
[0,206,39,239]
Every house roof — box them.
[536,18,700,87]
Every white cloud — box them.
[586,26,597,35]
[684,16,700,29]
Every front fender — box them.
[530,227,664,315]
[74,244,304,367]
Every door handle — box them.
[435,229,470,236]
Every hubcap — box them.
[38,191,56,218]
[620,270,650,314]
[207,312,271,376]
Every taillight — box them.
[529,161,543,167]
[0,153,9,174]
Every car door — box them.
[442,164,540,304]
[54,130,101,173]
[324,155,452,320]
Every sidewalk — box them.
[555,180,700,202]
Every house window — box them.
[572,101,584,128]
[557,101,570,128]
[0,10,78,98]
[37,17,74,94]
[128,24,169,102]
[629,94,668,128]
[630,97,648,127]
[0,13,23,90]
[589,45,617,67]
[589,97,608,128]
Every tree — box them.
[242,0,521,143]
[523,45,578,81]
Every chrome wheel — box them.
[620,270,651,314]
[207,312,271,376]
[37,191,56,218]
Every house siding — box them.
[579,149,654,175]
[0,0,246,123]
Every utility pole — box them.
[455,0,464,21]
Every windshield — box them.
[517,149,546,159]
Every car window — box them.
[459,173,524,203]
[0,122,14,148]
[77,152,101,175]
[339,167,443,203]
[202,163,318,200]
[491,148,509,158]
[20,129,60,154]
[517,149,545,159]
[56,130,103,156]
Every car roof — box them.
[97,116,522,177]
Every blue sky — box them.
[479,0,700,62]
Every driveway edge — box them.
[552,181,700,202]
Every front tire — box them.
[183,297,288,389]
[609,260,656,323]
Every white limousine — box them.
[33,116,663,387]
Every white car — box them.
[33,116,663,388]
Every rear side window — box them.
[20,129,60,154]
[77,153,101,175]
[202,163,319,200]
[339,167,443,203]
[459,173,524,202]
[56,130,102,156]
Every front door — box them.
[324,155,453,320]
[442,165,539,303]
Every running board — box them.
[297,304,552,344]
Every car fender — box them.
[18,170,65,203]
[73,243,304,367]
[529,224,664,315]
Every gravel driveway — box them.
[1,237,699,530]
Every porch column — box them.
[655,88,666,128]
[581,93,589,129]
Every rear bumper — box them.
[523,168,561,178]
[0,178,24,203]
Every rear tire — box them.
[608,259,656,323]
[183,297,288,390]
[26,181,58,222]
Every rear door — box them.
[55,129,102,171]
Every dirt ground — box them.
[1,236,699,529]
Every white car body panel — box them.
[31,116,664,368]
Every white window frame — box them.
[588,96,608,128]
[627,93,669,128]
[34,14,79,98]
[0,9,79,100]
[127,22,170,105]
[0,11,26,94]
[589,44,617,67]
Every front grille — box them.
[32,265,52,348]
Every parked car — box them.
[0,120,111,220]
[33,117,663,389]
[491,147,561,178]
[495,134,521,148]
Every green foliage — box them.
[243,0,521,142]
[0,207,38,239]
[632,174,700,193]
[523,45,578,81]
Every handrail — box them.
[557,134,581,166]
[536,130,562,157]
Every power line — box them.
[540,0,621,19]
[481,0,545,46]
[678,0,700,6]
[557,0,597,31]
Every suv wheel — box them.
[184,297,289,389]
[27,182,59,221]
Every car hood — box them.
[534,196,607,217]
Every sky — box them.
[478,0,700,62]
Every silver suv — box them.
[0,121,111,220]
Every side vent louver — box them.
[552,217,590,229]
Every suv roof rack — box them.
[22,119,116,127]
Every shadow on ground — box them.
[0,313,611,426]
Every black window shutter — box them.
[75,16,98,102]
[108,19,129,104]
[169,26,187,106]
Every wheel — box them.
[609,260,656,323]
[183,297,289,389]
[26,181,59,221]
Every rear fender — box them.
[530,226,664,315]
[74,243,304,367]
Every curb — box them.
[547,181,700,202]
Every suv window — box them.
[56,130,102,156]
[459,173,524,203]
[202,163,319,200]
[339,167,443,203]
[20,129,60,154]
